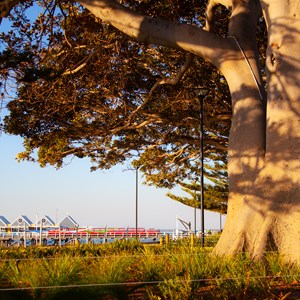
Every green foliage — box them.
[167,177,228,213]
[5,256,81,299]
[158,274,192,300]
[0,241,300,299]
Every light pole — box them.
[194,206,197,235]
[194,88,209,246]
[124,167,139,239]
[193,180,197,235]
[135,167,139,239]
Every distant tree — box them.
[1,0,299,262]
[167,178,228,214]
[167,156,228,213]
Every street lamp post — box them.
[194,88,209,246]
[124,167,139,239]
[194,206,197,235]
[193,180,197,235]
[135,167,139,239]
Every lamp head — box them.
[194,88,209,97]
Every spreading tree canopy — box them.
[0,0,230,212]
[1,0,299,262]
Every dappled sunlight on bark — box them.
[214,3,300,263]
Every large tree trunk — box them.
[214,0,300,262]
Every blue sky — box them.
[0,133,225,230]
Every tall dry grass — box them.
[0,238,299,299]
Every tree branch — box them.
[77,0,233,68]
[204,0,233,32]
[0,0,23,23]
[149,53,194,97]
[61,46,102,76]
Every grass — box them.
[0,238,300,299]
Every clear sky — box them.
[0,133,225,231]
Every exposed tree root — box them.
[213,199,300,264]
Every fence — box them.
[0,228,220,247]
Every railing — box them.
[0,228,220,247]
